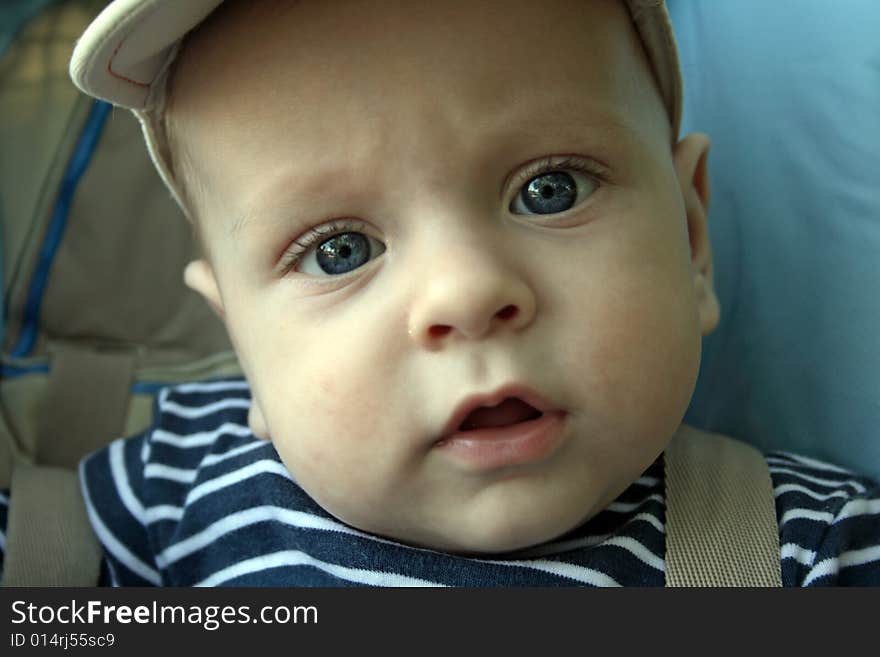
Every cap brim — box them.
[69,0,223,111]
[626,0,682,138]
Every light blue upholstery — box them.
[671,1,880,479]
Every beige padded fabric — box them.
[0,0,240,586]
[0,1,239,488]
[1,463,102,586]
[664,426,782,587]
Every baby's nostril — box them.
[496,305,518,321]
[429,325,453,339]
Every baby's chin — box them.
[328,496,601,556]
[379,516,588,556]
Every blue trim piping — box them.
[130,381,174,395]
[0,363,244,397]
[10,100,112,358]
[1,364,173,395]
[0,363,50,377]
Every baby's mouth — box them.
[434,388,567,469]
[457,397,543,432]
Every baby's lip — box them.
[438,384,561,441]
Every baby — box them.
[48,0,879,585]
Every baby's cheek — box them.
[309,367,389,438]
[275,430,396,535]
[571,278,698,430]
[269,376,393,482]
[272,424,362,506]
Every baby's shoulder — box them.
[83,378,277,505]
[81,379,256,483]
[140,379,260,478]
[79,379,294,584]
[764,450,880,585]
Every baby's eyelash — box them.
[513,155,609,189]
[280,219,364,275]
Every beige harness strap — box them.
[38,342,137,468]
[664,426,782,586]
[0,343,134,585]
[1,463,102,586]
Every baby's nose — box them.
[407,252,536,348]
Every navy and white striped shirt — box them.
[1,378,878,586]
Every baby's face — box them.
[175,0,718,552]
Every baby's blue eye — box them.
[299,231,386,276]
[511,170,596,215]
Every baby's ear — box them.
[183,259,225,320]
[673,133,720,335]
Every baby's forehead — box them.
[168,0,670,178]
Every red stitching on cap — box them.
[107,38,150,88]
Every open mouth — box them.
[457,397,543,432]
[436,388,567,469]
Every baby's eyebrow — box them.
[229,167,357,238]
[226,102,648,239]
[229,205,297,240]
[229,209,265,239]
[487,98,651,144]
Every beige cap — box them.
[69,0,683,216]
